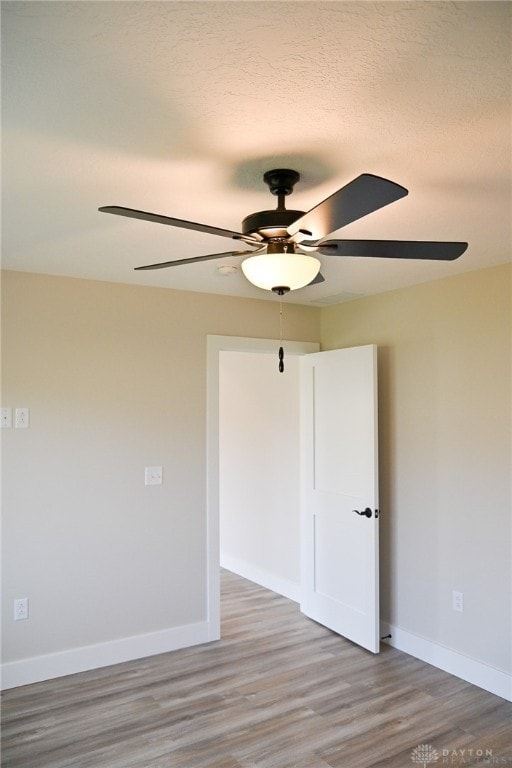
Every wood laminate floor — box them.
[2,570,511,767]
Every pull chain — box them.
[278,298,284,373]
[272,285,289,373]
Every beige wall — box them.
[1,271,319,672]
[2,264,511,688]
[322,264,511,674]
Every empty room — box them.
[1,2,511,766]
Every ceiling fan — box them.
[99,169,467,294]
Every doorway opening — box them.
[206,336,319,640]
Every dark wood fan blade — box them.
[135,250,258,271]
[287,174,408,241]
[99,206,262,244]
[311,240,467,260]
[307,271,325,286]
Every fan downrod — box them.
[241,169,305,237]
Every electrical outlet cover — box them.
[14,598,29,621]
[452,590,464,612]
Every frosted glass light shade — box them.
[241,252,321,292]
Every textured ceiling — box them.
[2,1,511,305]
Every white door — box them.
[300,345,380,653]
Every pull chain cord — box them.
[278,299,284,373]
[272,285,289,372]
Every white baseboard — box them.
[1,620,210,691]
[6,602,508,706]
[220,553,300,603]
[380,621,512,702]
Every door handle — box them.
[354,507,377,519]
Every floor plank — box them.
[2,570,511,767]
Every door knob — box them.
[354,507,373,518]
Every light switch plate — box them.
[1,408,13,428]
[145,466,163,485]
[15,408,29,428]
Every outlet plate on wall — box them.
[452,590,464,612]
[14,598,29,621]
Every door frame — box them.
[206,335,319,640]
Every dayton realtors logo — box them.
[411,743,508,765]
[411,744,440,767]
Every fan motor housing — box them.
[242,209,305,238]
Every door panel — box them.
[312,357,375,497]
[314,507,367,610]
[300,345,379,653]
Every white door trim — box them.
[206,335,319,639]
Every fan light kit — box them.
[241,248,320,293]
[98,168,468,294]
